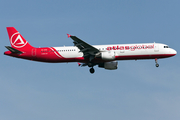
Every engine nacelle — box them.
[97,51,115,60]
[98,61,118,70]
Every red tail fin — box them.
[6,27,34,51]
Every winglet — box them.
[67,34,71,38]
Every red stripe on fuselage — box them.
[91,54,176,63]
[49,47,64,58]
[115,54,176,60]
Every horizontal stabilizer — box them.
[5,46,23,54]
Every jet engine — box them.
[98,61,118,70]
[96,51,115,61]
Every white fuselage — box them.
[52,43,176,60]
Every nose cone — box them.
[172,49,177,55]
[170,49,177,56]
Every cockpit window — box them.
[164,46,169,48]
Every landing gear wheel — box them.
[156,63,159,67]
[155,58,159,67]
[90,68,95,74]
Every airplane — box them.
[4,27,177,74]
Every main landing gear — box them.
[88,58,95,74]
[155,58,159,67]
[89,67,95,74]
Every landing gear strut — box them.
[88,56,95,74]
[90,67,95,74]
[155,58,159,67]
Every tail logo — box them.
[10,32,27,48]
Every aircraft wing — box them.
[68,34,100,57]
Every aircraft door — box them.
[32,48,36,57]
[154,44,159,52]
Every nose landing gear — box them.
[155,58,159,67]
[90,67,95,74]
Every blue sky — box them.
[0,0,180,120]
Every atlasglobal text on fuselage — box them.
[4,27,177,74]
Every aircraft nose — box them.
[171,49,177,55]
